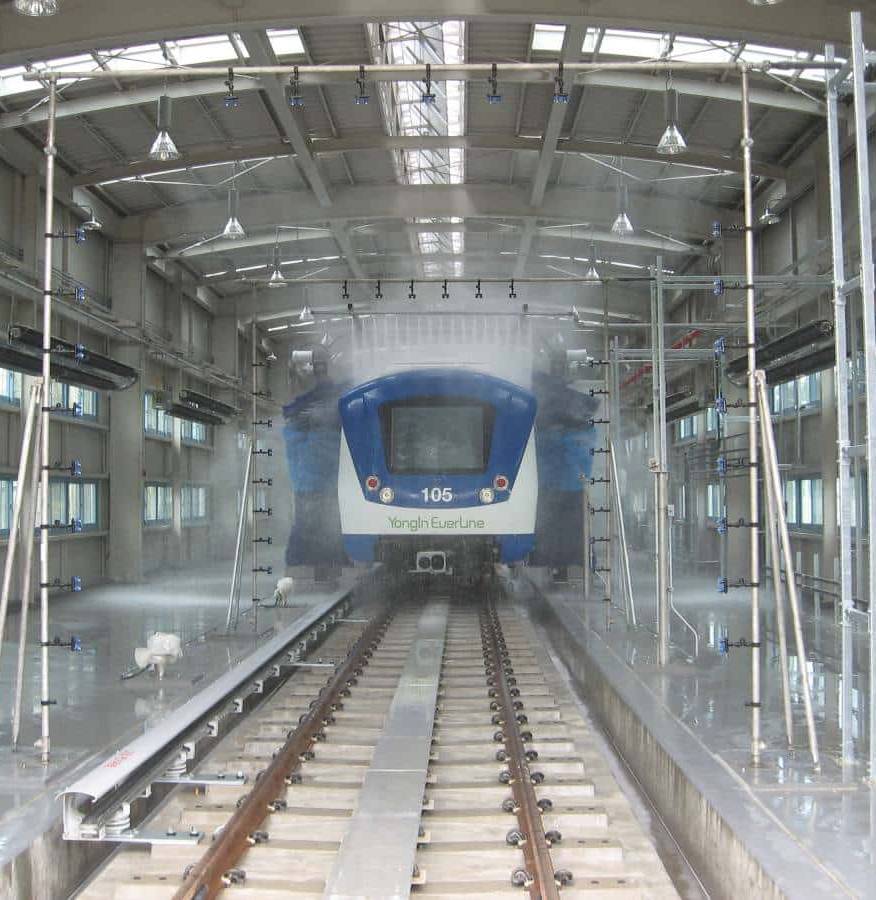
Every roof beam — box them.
[163,228,335,258]
[121,183,723,246]
[0,67,824,133]
[73,132,782,187]
[530,23,589,207]
[238,29,332,208]
[330,219,367,279]
[169,220,704,268]
[513,218,537,279]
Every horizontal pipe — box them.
[22,60,842,83]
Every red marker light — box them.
[494,474,509,491]
[365,475,380,491]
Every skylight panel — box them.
[0,55,96,96]
[581,29,600,55]
[667,35,739,63]
[170,35,237,66]
[99,44,167,71]
[599,29,663,59]
[267,28,305,57]
[532,24,566,53]
[0,66,31,98]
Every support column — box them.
[850,11,876,779]
[107,240,146,582]
[825,40,854,763]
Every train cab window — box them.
[383,399,494,473]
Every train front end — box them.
[338,369,537,578]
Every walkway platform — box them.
[523,563,874,900]
[0,565,363,894]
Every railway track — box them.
[77,588,679,899]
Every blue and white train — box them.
[337,369,537,576]
[282,365,598,577]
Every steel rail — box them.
[481,600,561,900]
[173,606,392,900]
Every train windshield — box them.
[388,402,490,473]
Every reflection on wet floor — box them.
[531,556,876,898]
[0,566,353,867]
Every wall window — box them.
[0,477,17,534]
[48,478,98,530]
[771,372,822,415]
[180,419,208,444]
[181,484,208,522]
[0,368,21,405]
[676,414,697,441]
[144,392,172,437]
[782,477,823,528]
[705,406,718,434]
[144,482,173,524]
[784,479,798,524]
[50,381,97,418]
[706,483,722,518]
[676,483,687,520]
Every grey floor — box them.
[530,555,876,899]
[0,564,356,867]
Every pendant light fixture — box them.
[656,74,687,156]
[268,243,284,287]
[221,165,245,241]
[14,0,59,15]
[148,95,181,162]
[611,172,634,237]
[583,243,600,282]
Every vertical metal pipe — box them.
[581,478,591,599]
[250,315,258,626]
[12,407,43,747]
[610,440,637,626]
[603,283,613,614]
[39,81,57,765]
[825,41,855,762]
[649,279,663,647]
[740,66,762,764]
[0,383,40,662]
[757,372,820,767]
[762,443,795,748]
[849,10,876,779]
[656,260,670,665]
[225,438,253,632]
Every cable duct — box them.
[726,319,834,376]
[3,324,138,390]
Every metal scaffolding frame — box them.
[826,10,876,777]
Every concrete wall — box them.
[0,166,254,597]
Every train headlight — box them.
[493,474,509,491]
[379,486,395,504]
[479,487,495,504]
[365,474,380,491]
